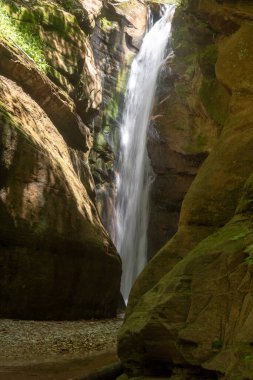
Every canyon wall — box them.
[0,0,124,320]
[90,0,147,230]
[118,1,253,379]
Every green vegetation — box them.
[57,0,79,13]
[245,256,253,265]
[244,355,253,362]
[0,101,15,126]
[198,45,218,77]
[212,339,223,349]
[231,232,247,241]
[244,244,253,265]
[0,0,49,72]
[199,78,230,126]
[100,17,114,31]
[0,101,33,148]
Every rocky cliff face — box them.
[118,1,253,379]
[89,0,146,228]
[0,0,121,319]
[147,0,220,257]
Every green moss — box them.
[57,0,80,13]
[198,45,218,77]
[100,17,114,31]
[231,232,248,241]
[116,67,128,93]
[173,122,186,131]
[172,25,194,55]
[175,82,189,102]
[181,288,191,296]
[94,132,107,151]
[115,375,129,380]
[0,102,35,147]
[182,127,209,155]
[243,243,253,265]
[196,133,208,150]
[0,101,15,125]
[199,78,230,126]
[212,339,223,349]
[245,256,253,265]
[97,67,128,161]
[107,98,119,121]
[0,0,49,72]
[32,5,80,35]
[244,243,253,255]
[103,68,128,130]
[244,355,253,362]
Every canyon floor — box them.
[0,317,123,379]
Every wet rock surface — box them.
[90,0,147,225]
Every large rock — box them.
[147,2,223,257]
[0,74,121,320]
[0,0,121,319]
[119,213,253,379]
[118,1,253,378]
[3,0,102,124]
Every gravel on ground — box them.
[0,317,123,380]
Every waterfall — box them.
[113,5,176,301]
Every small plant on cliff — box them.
[0,0,49,72]
[100,17,113,31]
[57,0,79,13]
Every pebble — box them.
[0,317,123,364]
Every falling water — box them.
[113,5,176,301]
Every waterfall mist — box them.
[112,5,176,301]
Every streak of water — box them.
[113,5,176,301]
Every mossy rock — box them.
[199,77,230,126]
[119,213,253,376]
[198,44,218,77]
[216,23,253,94]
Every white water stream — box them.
[113,5,176,301]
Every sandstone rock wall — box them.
[147,0,221,257]
[90,0,147,228]
[118,1,253,379]
[0,0,121,319]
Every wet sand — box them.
[0,352,118,380]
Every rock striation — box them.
[118,1,253,379]
[0,0,121,319]
[89,0,147,227]
[147,0,220,257]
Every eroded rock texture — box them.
[148,0,220,257]
[0,0,121,319]
[118,1,253,379]
[90,0,147,226]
